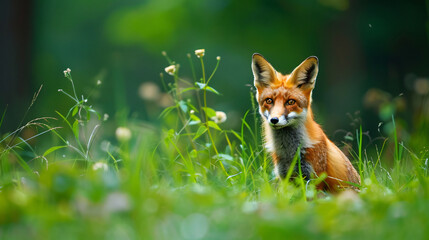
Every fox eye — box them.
[287,99,296,105]
[265,98,273,104]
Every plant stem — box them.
[356,125,363,178]
[68,75,79,100]
[187,54,204,120]
[173,71,198,153]
[200,58,205,84]
[250,90,259,149]
[206,58,220,85]
[200,57,219,156]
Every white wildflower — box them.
[165,65,176,76]
[92,161,108,171]
[211,111,227,124]
[97,80,102,85]
[63,68,71,77]
[216,56,221,61]
[195,49,205,58]
[115,127,132,142]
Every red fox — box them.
[251,53,360,192]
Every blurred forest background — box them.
[1,0,428,147]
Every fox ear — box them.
[252,53,277,87]
[289,56,319,90]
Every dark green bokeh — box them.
[2,0,428,146]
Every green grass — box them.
[0,50,428,240]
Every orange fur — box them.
[252,54,360,192]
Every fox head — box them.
[252,54,319,129]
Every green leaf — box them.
[187,102,198,113]
[43,145,67,157]
[189,149,198,158]
[159,106,176,118]
[72,106,79,116]
[72,120,79,139]
[86,109,91,121]
[207,121,221,131]
[190,115,201,121]
[230,130,243,142]
[195,82,206,89]
[193,125,207,140]
[56,111,73,130]
[189,115,201,125]
[202,107,216,118]
[215,154,234,161]
[88,107,101,120]
[167,129,175,138]
[195,82,219,95]
[163,129,175,146]
[178,100,188,113]
[189,121,200,126]
[11,149,34,176]
[180,87,198,94]
[205,86,220,95]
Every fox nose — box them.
[270,117,279,124]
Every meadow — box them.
[1,50,428,240]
